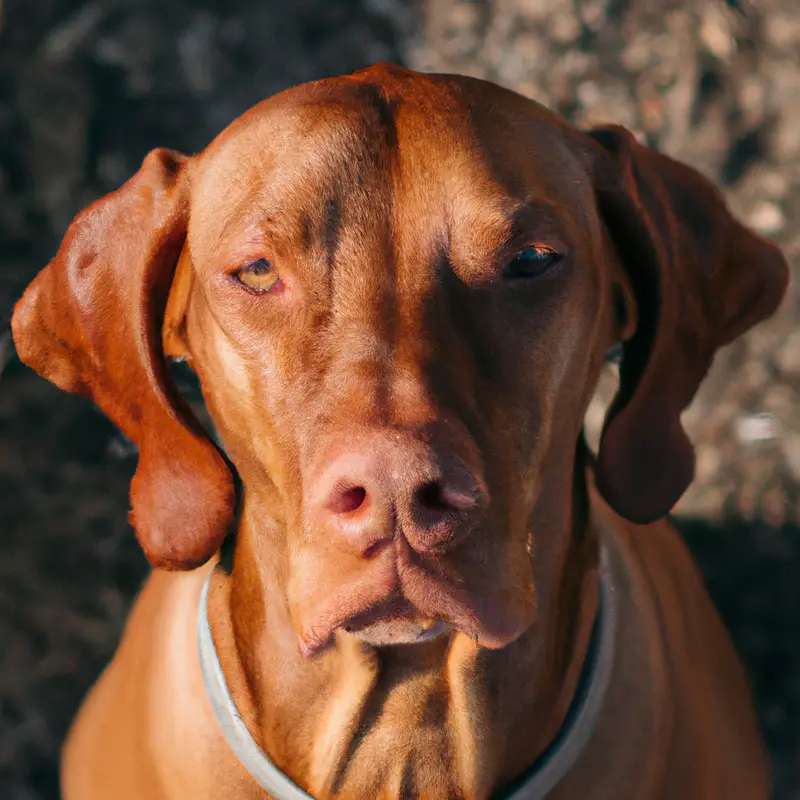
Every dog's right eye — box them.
[232,258,284,294]
[505,246,562,280]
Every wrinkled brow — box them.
[453,197,574,268]
[505,199,572,242]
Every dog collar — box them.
[198,545,617,799]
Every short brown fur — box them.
[12,64,787,799]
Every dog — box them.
[12,63,788,799]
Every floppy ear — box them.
[11,148,234,569]
[588,126,789,524]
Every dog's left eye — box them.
[233,258,283,293]
[506,246,562,279]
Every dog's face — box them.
[177,72,615,652]
[12,64,788,655]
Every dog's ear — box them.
[587,126,789,524]
[11,149,234,569]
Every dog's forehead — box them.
[190,66,592,248]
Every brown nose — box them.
[307,434,487,557]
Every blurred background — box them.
[1,0,798,797]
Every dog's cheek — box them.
[195,308,311,528]
[182,306,262,466]
[507,274,603,517]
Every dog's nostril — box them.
[417,481,450,512]
[416,480,478,515]
[328,485,368,515]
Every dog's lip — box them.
[296,548,536,658]
[347,617,451,647]
[299,603,450,656]
[298,633,335,659]
[296,556,402,657]
[342,597,449,638]
[298,596,415,657]
[341,596,415,633]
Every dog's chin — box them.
[298,594,533,657]
[344,616,451,648]
[296,548,538,657]
[299,597,455,656]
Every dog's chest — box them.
[309,668,476,799]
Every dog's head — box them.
[12,64,788,655]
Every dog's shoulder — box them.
[589,490,770,798]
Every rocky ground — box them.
[1,0,798,797]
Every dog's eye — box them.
[233,258,283,293]
[506,246,562,279]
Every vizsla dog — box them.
[12,64,788,799]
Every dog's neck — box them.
[206,447,600,799]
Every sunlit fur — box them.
[12,64,784,799]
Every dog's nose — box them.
[309,436,487,557]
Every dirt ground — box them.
[1,0,798,797]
